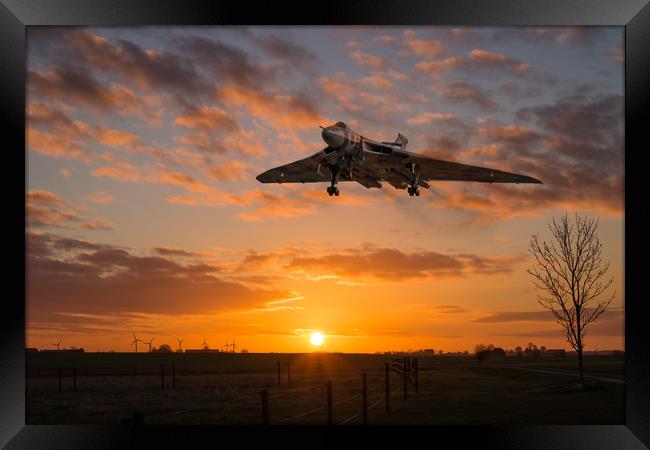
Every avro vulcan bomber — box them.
[256,122,542,196]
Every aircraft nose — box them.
[322,126,345,148]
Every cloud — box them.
[606,48,624,63]
[402,30,447,58]
[28,66,121,110]
[406,112,458,126]
[27,232,292,323]
[491,309,623,338]
[27,190,112,230]
[436,81,500,111]
[349,50,386,69]
[174,106,240,132]
[492,27,606,47]
[87,191,115,204]
[285,245,521,281]
[416,48,531,78]
[468,49,531,75]
[253,35,317,67]
[73,30,208,95]
[205,160,253,181]
[178,35,269,89]
[473,310,554,322]
[153,247,197,257]
[216,83,324,130]
[92,161,142,182]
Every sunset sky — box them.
[26,26,624,353]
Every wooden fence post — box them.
[58,368,62,393]
[161,364,165,392]
[259,389,269,425]
[385,362,390,413]
[326,381,333,425]
[403,357,407,400]
[277,361,281,389]
[287,361,291,387]
[73,367,77,392]
[362,372,368,425]
[172,364,176,390]
[414,357,419,393]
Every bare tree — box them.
[528,212,615,388]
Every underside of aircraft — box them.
[256,122,542,197]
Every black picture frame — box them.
[2,0,648,448]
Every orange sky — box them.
[26,26,624,353]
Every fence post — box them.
[326,381,333,425]
[277,361,281,389]
[73,367,77,392]
[287,361,291,387]
[172,364,176,390]
[362,372,368,425]
[161,364,165,392]
[414,358,419,393]
[402,357,407,400]
[385,362,390,413]
[259,389,269,425]
[58,368,62,393]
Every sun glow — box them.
[310,332,324,346]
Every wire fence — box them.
[29,357,421,425]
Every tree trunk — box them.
[577,347,584,389]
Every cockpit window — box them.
[335,122,349,129]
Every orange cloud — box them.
[92,161,142,182]
[174,106,240,132]
[217,84,324,130]
[349,50,386,69]
[407,112,457,125]
[205,160,253,181]
[87,191,115,204]
[285,245,521,282]
[403,30,446,58]
[27,190,112,230]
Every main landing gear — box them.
[407,162,421,196]
[327,165,340,196]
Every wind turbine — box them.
[176,338,185,352]
[222,339,230,352]
[202,337,209,351]
[52,340,62,351]
[145,338,154,352]
[131,333,142,353]
[231,337,238,353]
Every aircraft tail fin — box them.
[394,133,408,150]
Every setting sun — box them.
[310,332,324,346]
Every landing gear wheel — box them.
[327,186,340,196]
[407,186,419,196]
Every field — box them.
[26,352,624,425]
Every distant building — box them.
[423,349,435,354]
[545,349,566,357]
[185,349,221,353]
[240,349,249,353]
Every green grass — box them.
[25,353,624,425]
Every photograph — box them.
[24,25,626,427]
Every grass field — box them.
[25,352,624,425]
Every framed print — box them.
[1,0,649,448]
